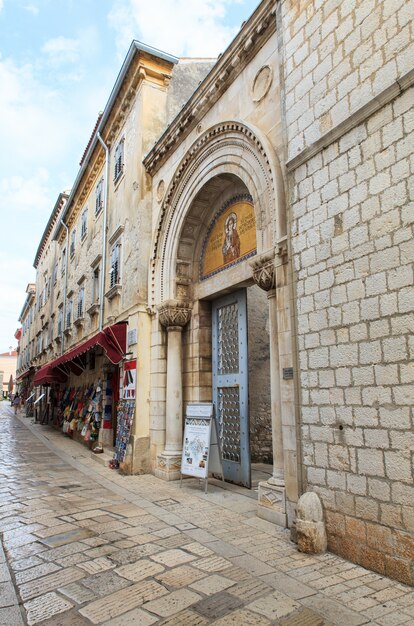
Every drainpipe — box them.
[60,219,69,355]
[97,132,109,332]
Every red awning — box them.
[33,323,127,386]
[16,367,34,382]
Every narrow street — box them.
[0,403,413,626]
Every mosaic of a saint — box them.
[222,212,241,264]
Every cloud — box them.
[42,35,80,65]
[0,0,3,13]
[23,3,39,15]
[108,0,244,58]
[0,168,51,214]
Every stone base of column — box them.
[257,480,287,527]
[154,453,182,481]
[98,428,113,448]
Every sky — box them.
[0,0,259,353]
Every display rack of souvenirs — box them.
[111,399,135,467]
[59,381,103,444]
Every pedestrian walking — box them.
[12,393,20,415]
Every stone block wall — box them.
[281,0,414,160]
[289,86,414,584]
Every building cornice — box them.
[33,193,68,268]
[54,41,178,244]
[143,0,276,176]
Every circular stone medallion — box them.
[156,179,165,203]
[252,65,273,103]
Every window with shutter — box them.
[81,208,88,240]
[110,243,121,287]
[78,287,84,319]
[114,138,125,183]
[95,178,104,215]
[70,230,76,258]
[66,299,72,328]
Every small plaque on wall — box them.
[127,328,137,346]
[283,367,294,380]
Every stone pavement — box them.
[0,403,413,626]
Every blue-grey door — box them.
[212,289,250,488]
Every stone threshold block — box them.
[257,481,287,527]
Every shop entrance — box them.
[212,289,250,488]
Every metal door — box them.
[212,289,250,488]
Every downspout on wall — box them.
[97,132,109,333]
[60,220,69,355]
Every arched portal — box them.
[151,121,297,527]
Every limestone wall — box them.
[281,0,414,159]
[284,0,414,584]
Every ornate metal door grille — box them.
[212,290,250,487]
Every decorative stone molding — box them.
[251,251,275,292]
[158,300,192,330]
[143,0,276,176]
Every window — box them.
[57,308,63,336]
[53,262,58,285]
[61,248,66,274]
[92,267,100,303]
[95,178,104,215]
[77,287,84,319]
[110,242,121,287]
[66,299,72,329]
[114,138,124,183]
[81,208,88,240]
[70,230,76,258]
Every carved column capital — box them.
[157,300,192,330]
[251,251,275,292]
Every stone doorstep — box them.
[89,449,114,468]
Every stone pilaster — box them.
[155,300,191,481]
[251,252,287,526]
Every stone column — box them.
[155,300,191,481]
[252,252,287,526]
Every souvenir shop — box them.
[33,323,136,469]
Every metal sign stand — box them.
[180,403,225,494]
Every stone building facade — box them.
[17,0,413,585]
[281,0,414,585]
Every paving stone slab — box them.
[34,523,78,539]
[301,594,371,626]
[0,580,18,608]
[193,590,245,619]
[182,542,214,557]
[58,582,96,605]
[38,528,95,548]
[230,554,276,577]
[190,573,237,595]
[24,591,73,626]
[155,565,207,588]
[212,608,272,625]
[259,572,317,600]
[115,558,165,582]
[206,539,245,558]
[76,557,115,575]
[247,590,300,620]
[157,534,192,549]
[277,607,334,625]
[80,569,131,596]
[19,566,86,601]
[0,562,11,583]
[158,608,209,625]
[0,605,25,626]
[15,561,61,584]
[102,607,157,626]
[228,578,274,602]
[143,588,202,617]
[193,555,233,572]
[35,609,92,626]
[151,548,197,567]
[109,543,163,565]
[79,580,169,624]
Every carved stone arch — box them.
[150,120,285,306]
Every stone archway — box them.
[150,121,286,308]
